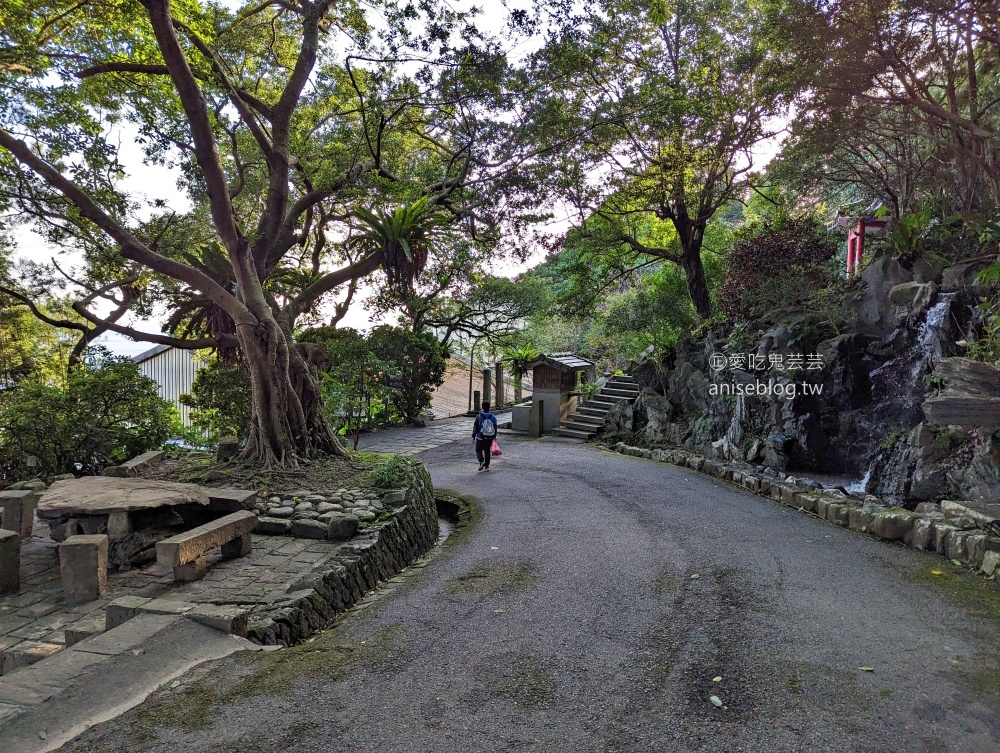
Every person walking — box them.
[472,400,498,472]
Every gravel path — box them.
[66,437,1000,752]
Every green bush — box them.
[178,359,253,442]
[0,353,173,480]
[718,218,838,321]
[367,326,448,423]
[369,454,411,488]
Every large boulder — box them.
[848,251,913,338]
[923,358,1000,429]
[635,390,674,441]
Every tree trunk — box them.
[235,307,346,466]
[674,219,713,320]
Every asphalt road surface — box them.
[66,437,1000,753]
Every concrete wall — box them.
[533,390,578,432]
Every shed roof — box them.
[133,344,172,364]
[529,352,594,372]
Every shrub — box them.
[178,359,253,442]
[718,218,839,321]
[367,326,448,423]
[369,455,411,488]
[0,354,172,480]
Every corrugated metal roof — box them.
[133,343,171,364]
[529,352,594,371]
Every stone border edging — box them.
[610,442,1000,576]
[246,463,440,646]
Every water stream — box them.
[844,293,957,498]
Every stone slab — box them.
[102,450,166,478]
[155,510,257,568]
[206,488,258,512]
[0,645,107,703]
[0,491,37,540]
[59,535,108,603]
[187,604,249,637]
[69,613,180,656]
[0,530,19,595]
[0,616,254,753]
[38,477,210,519]
[0,641,61,675]
[64,616,106,647]
[105,596,152,630]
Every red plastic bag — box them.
[490,439,502,456]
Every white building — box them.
[133,345,203,426]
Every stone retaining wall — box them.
[246,463,439,645]
[610,442,1000,578]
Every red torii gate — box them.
[831,212,890,277]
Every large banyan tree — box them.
[0,0,517,466]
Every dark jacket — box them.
[473,411,498,440]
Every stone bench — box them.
[155,510,257,582]
[59,534,109,603]
[101,449,167,478]
[0,529,19,595]
[0,489,38,540]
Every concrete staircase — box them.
[551,375,640,439]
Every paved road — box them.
[67,437,1000,752]
[355,413,512,455]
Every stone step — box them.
[586,400,618,409]
[567,413,605,426]
[578,406,610,417]
[598,389,638,400]
[610,374,635,382]
[606,377,639,389]
[551,427,593,439]
[561,421,600,434]
[607,383,639,393]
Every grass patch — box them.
[367,454,412,488]
[959,664,1000,698]
[127,623,407,740]
[445,560,537,595]
[654,573,678,595]
[904,561,1000,623]
[786,670,804,695]
[497,664,555,708]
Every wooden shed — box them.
[528,353,595,433]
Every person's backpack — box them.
[480,412,496,438]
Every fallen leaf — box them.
[712,676,722,683]
[858,666,874,672]
[805,540,815,543]
[170,680,181,688]
[950,559,962,566]
[931,570,943,576]
[709,695,723,707]
[690,574,700,580]
[494,609,504,614]
[39,732,47,741]
[491,546,499,551]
